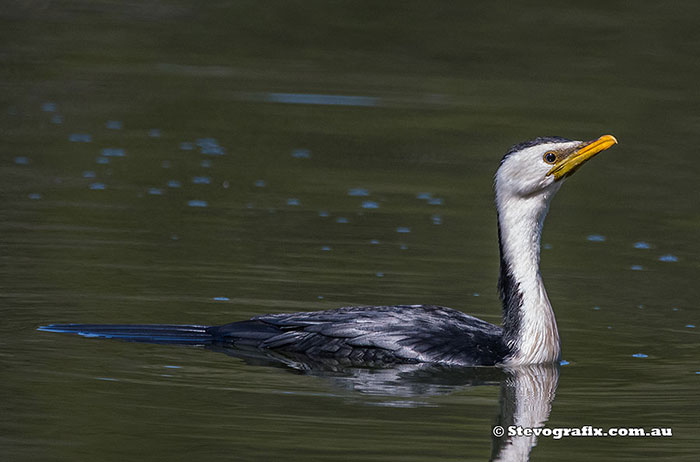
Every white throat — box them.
[495,183,562,366]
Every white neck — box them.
[496,186,561,366]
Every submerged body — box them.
[40,135,618,368]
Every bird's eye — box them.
[544,152,557,164]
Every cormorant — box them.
[39,135,618,368]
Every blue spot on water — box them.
[348,188,370,197]
[163,365,181,369]
[148,188,164,195]
[587,234,606,242]
[89,182,106,190]
[560,360,570,366]
[686,324,696,328]
[630,265,644,271]
[672,307,679,312]
[187,200,208,207]
[292,149,311,159]
[82,171,96,178]
[96,157,110,164]
[473,293,480,297]
[222,181,230,189]
[192,176,211,185]
[375,272,384,278]
[321,246,332,251]
[396,227,411,233]
[51,114,63,124]
[287,198,300,206]
[246,203,254,209]
[362,200,379,209]
[42,102,57,112]
[264,93,379,107]
[370,239,380,245]
[659,254,678,262]
[318,211,330,217]
[96,377,119,382]
[431,214,442,225]
[400,244,408,250]
[167,180,181,188]
[196,138,225,155]
[336,217,349,223]
[634,241,651,249]
[212,296,230,301]
[416,192,433,200]
[148,129,161,138]
[254,180,266,187]
[317,295,324,299]
[69,133,92,143]
[106,120,123,130]
[28,193,42,200]
[427,198,444,205]
[632,353,648,358]
[543,243,552,250]
[201,160,212,168]
[14,156,29,165]
[180,142,194,151]
[593,306,601,310]
[101,148,125,157]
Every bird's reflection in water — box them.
[210,345,559,462]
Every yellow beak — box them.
[547,134,618,181]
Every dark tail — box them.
[38,324,213,345]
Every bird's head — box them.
[495,134,618,199]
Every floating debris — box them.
[167,180,182,188]
[348,188,370,197]
[291,148,311,159]
[254,180,267,187]
[431,214,442,225]
[180,142,194,151]
[586,234,606,242]
[51,114,63,124]
[370,239,380,245]
[69,133,92,143]
[427,198,444,205]
[593,306,601,310]
[686,324,696,328]
[212,296,230,301]
[543,243,553,250]
[89,182,106,190]
[187,200,208,207]
[106,120,123,130]
[396,227,411,233]
[659,254,678,262]
[148,188,164,195]
[321,246,332,251]
[148,129,162,138]
[28,193,42,200]
[41,102,57,112]
[336,217,349,224]
[318,211,330,217]
[375,272,384,278]
[630,265,644,271]
[634,241,651,249]
[361,200,379,209]
[287,198,300,206]
[96,157,110,164]
[416,192,433,200]
[632,353,648,358]
[82,171,96,178]
[560,360,570,366]
[400,244,408,250]
[14,156,29,165]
